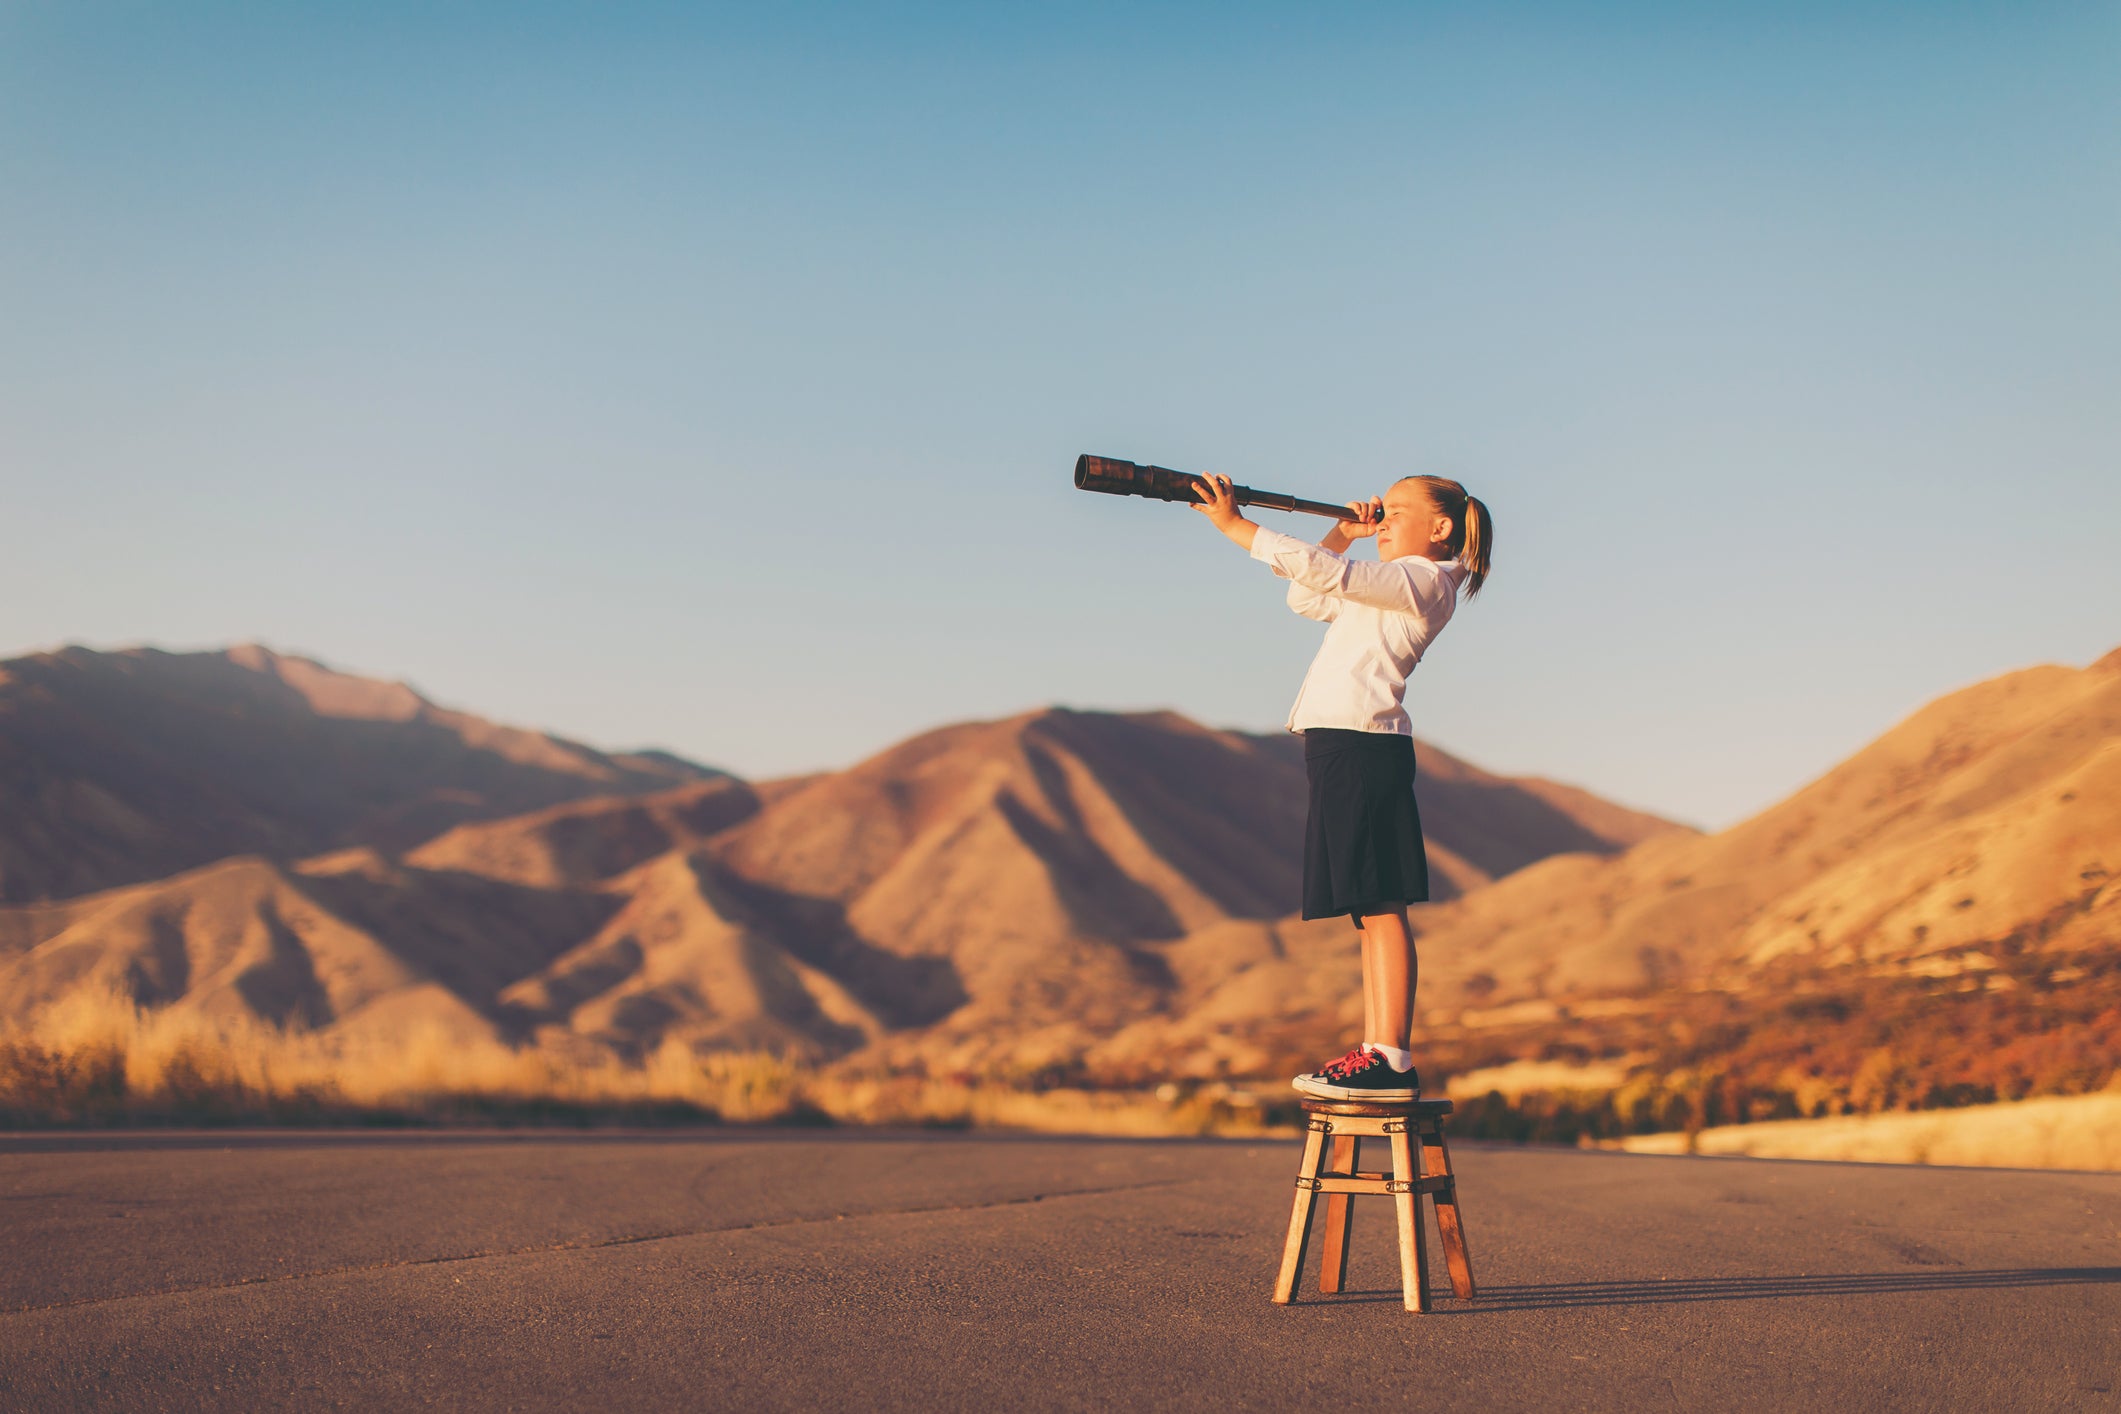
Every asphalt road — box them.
[1,1128,2116,1411]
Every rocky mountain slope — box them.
[0,658,1684,1069]
[1098,646,2121,1081]
[40,642,2108,1090]
[1411,644,2121,1001]
[0,644,720,902]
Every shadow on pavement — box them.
[1327,1268,2121,1312]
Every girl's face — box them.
[1375,484,1452,562]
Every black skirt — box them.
[1302,728,1430,920]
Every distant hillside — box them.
[0,644,722,903]
[702,710,1688,1069]
[4,643,2112,1136]
[1405,644,2121,1002]
[0,696,1684,1067]
[1086,646,2121,1091]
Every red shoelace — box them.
[1315,1046,1380,1081]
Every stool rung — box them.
[1303,1174,1451,1197]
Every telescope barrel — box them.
[1072,454,1363,522]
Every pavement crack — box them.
[1,1178,1187,1317]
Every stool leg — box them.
[1421,1124,1477,1300]
[1273,1121,1328,1304]
[1389,1127,1431,1313]
[1318,1134,1357,1294]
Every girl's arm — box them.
[1253,533,1454,616]
[1192,475,1380,552]
[1194,475,1447,616]
[1286,580,1343,622]
[1287,499,1376,621]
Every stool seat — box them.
[1297,1097,1459,1119]
[1273,1095,1477,1312]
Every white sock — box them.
[1366,1043,1414,1072]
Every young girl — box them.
[1191,472,1493,1101]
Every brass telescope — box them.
[1073,454,1365,522]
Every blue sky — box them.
[3,2,2116,827]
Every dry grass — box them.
[1443,1058,1635,1099]
[0,990,781,1125]
[0,992,1292,1136]
[819,1075,1293,1137]
[1612,1091,2121,1170]
[14,992,2110,1166]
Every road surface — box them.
[1,1129,2116,1410]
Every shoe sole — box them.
[1291,1074,1418,1102]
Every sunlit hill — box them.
[2,642,2115,1165]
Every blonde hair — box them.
[1398,475,1493,598]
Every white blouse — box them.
[1248,527,1468,735]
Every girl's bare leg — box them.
[1357,917,1380,1044]
[1356,906,1418,1052]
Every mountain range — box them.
[0,644,715,903]
[1,641,2113,1089]
[0,644,1677,1069]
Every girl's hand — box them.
[1341,498,1383,538]
[1190,473,1259,549]
[1321,497,1381,552]
[1189,473,1245,531]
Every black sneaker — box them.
[1292,1046,1420,1101]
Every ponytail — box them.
[1460,494,1493,597]
[1399,475,1493,598]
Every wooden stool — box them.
[1272,1097,1477,1312]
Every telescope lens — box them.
[1075,454,1124,490]
[1074,454,1142,495]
